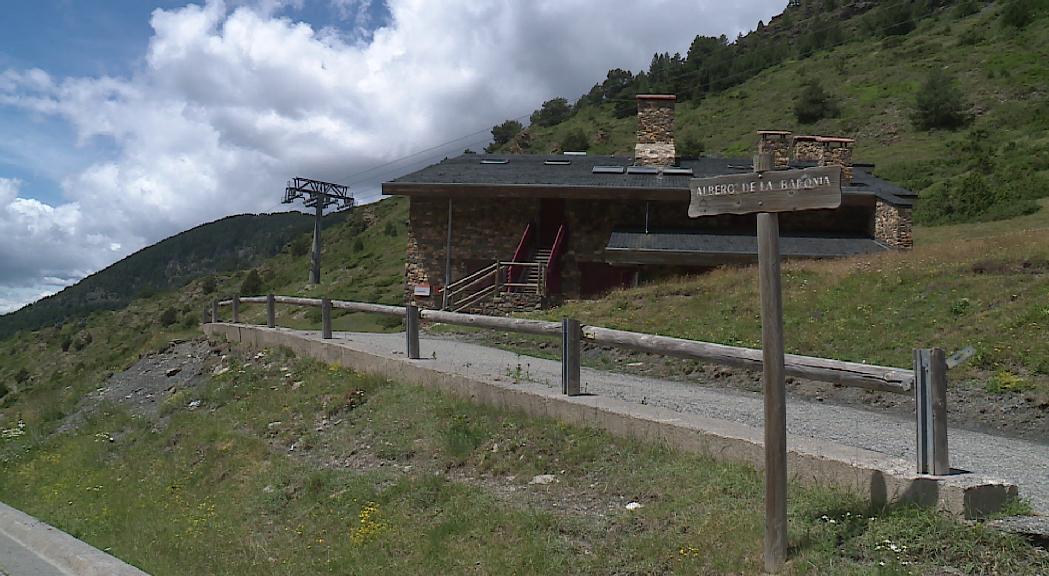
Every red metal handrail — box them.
[546,224,567,295]
[508,221,535,286]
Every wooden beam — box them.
[420,309,562,336]
[580,327,912,393]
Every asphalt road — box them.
[324,329,1049,514]
[0,531,65,576]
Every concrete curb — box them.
[0,502,149,576]
[204,323,1019,518]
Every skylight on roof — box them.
[661,167,694,176]
[626,166,659,175]
[480,158,509,164]
[562,151,587,156]
[545,159,571,165]
[592,166,625,174]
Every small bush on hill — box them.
[863,1,917,37]
[793,79,838,124]
[0,381,8,399]
[352,238,365,252]
[72,332,92,352]
[915,171,1042,225]
[60,334,72,352]
[954,0,980,18]
[530,98,572,128]
[383,222,398,236]
[201,276,217,294]
[159,306,179,327]
[678,135,705,158]
[240,269,262,296]
[489,120,523,149]
[912,69,968,130]
[999,0,1046,28]
[288,236,310,257]
[559,129,590,152]
[15,368,30,384]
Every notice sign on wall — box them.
[688,165,842,218]
[413,283,431,297]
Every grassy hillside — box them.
[2,345,1044,575]
[504,1,1049,225]
[0,196,408,419]
[534,199,1049,398]
[0,211,330,339]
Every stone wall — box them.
[874,200,914,249]
[405,197,537,308]
[635,95,676,166]
[821,141,854,184]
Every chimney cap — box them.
[757,130,792,135]
[816,136,855,144]
[635,94,677,101]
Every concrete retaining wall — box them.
[204,323,1017,518]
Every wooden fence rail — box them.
[213,294,948,475]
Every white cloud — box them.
[0,0,782,313]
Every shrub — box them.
[793,79,839,124]
[1000,0,1040,28]
[288,236,310,257]
[530,98,572,127]
[914,172,1041,225]
[559,128,590,152]
[489,120,523,148]
[60,334,72,352]
[0,381,8,399]
[383,222,398,236]
[15,368,29,384]
[240,269,262,296]
[678,135,705,158]
[912,69,968,130]
[72,332,92,351]
[352,238,365,252]
[201,276,217,294]
[159,306,179,327]
[954,0,980,18]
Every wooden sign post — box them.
[689,154,842,573]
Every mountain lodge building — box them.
[381,95,916,313]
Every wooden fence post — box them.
[915,348,949,475]
[232,296,240,323]
[406,304,421,359]
[562,318,581,396]
[211,299,219,323]
[202,306,208,325]
[321,298,332,339]
[267,294,276,328]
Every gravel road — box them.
[320,330,1049,514]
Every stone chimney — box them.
[634,95,676,166]
[757,130,792,169]
[792,135,823,163]
[817,136,854,184]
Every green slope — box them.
[502,1,1049,224]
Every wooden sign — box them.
[688,165,842,218]
[413,283,431,297]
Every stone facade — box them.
[874,200,914,249]
[634,95,676,166]
[404,197,537,309]
[820,138,854,184]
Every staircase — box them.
[442,224,566,314]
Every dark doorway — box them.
[579,262,635,298]
[538,199,565,247]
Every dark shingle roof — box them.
[384,153,915,207]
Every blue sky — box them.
[0,0,781,313]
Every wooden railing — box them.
[442,261,544,312]
[212,295,961,475]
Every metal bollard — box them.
[562,318,581,396]
[321,298,332,339]
[915,348,949,475]
[406,304,421,359]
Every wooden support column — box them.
[321,298,332,339]
[915,348,949,475]
[562,318,581,396]
[211,300,219,324]
[232,296,240,324]
[406,304,421,359]
[267,294,276,328]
